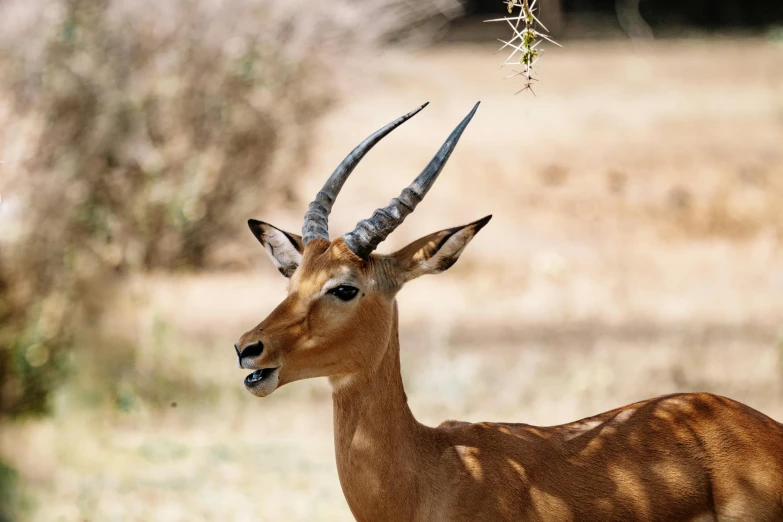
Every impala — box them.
[234,103,783,521]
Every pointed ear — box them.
[388,215,491,284]
[248,219,304,278]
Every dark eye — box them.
[328,285,359,301]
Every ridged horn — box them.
[342,102,480,259]
[301,103,429,245]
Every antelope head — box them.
[234,103,489,397]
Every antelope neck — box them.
[330,302,434,521]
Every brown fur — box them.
[237,223,783,522]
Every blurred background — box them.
[1,0,782,520]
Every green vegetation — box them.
[0,458,21,522]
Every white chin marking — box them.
[245,367,281,397]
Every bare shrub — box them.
[0,0,463,416]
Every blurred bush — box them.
[0,457,21,522]
[0,0,463,416]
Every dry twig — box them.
[485,0,561,94]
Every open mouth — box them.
[244,366,280,386]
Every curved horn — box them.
[301,103,429,245]
[342,102,480,259]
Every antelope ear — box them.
[248,219,304,278]
[388,215,491,284]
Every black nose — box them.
[239,341,264,360]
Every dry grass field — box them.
[2,38,783,521]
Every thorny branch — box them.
[485,0,561,95]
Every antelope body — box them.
[234,103,783,521]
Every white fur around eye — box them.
[319,266,358,296]
[320,278,361,298]
[320,278,342,296]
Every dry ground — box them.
[2,38,783,521]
